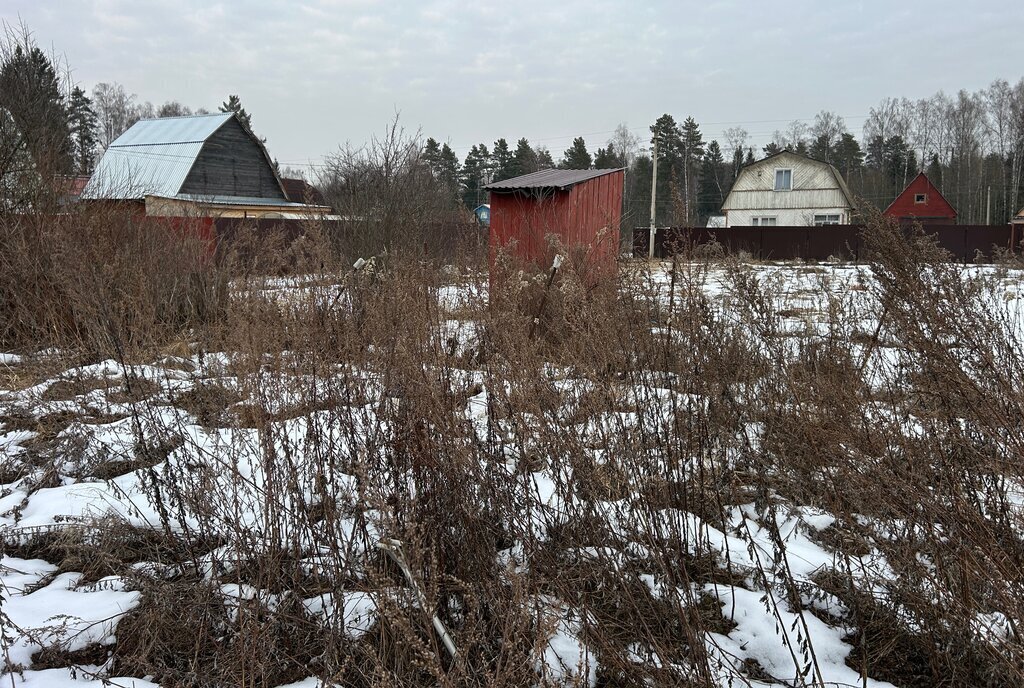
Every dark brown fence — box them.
[212,218,486,265]
[634,225,1022,262]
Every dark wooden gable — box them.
[179,117,286,199]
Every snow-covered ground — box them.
[2,261,1022,687]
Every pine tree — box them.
[220,94,256,133]
[649,114,683,225]
[697,140,727,222]
[679,117,705,224]
[491,138,514,181]
[926,153,943,188]
[423,137,442,174]
[809,134,832,162]
[535,147,555,169]
[438,143,460,200]
[832,133,864,179]
[763,142,783,157]
[68,86,98,174]
[561,137,592,169]
[512,138,538,177]
[461,144,491,208]
[0,44,73,175]
[594,143,624,169]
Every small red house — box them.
[884,172,957,225]
[484,168,625,274]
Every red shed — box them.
[484,168,625,275]
[884,172,957,225]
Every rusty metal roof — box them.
[483,168,624,192]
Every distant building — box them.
[474,204,490,225]
[281,177,328,206]
[83,112,332,219]
[706,215,726,229]
[1013,207,1024,228]
[884,172,957,225]
[55,175,91,206]
[483,168,624,272]
[721,150,855,227]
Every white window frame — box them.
[752,216,778,227]
[774,168,793,191]
[813,214,841,226]
[914,193,927,204]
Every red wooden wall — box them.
[884,172,957,223]
[489,170,624,275]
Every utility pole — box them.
[648,137,658,260]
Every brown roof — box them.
[55,175,92,197]
[280,177,327,206]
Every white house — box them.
[721,151,855,227]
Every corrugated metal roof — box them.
[483,167,625,192]
[82,113,234,200]
[107,113,233,147]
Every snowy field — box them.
[2,261,1023,687]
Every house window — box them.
[752,217,777,227]
[813,214,841,225]
[914,193,927,204]
[774,168,792,191]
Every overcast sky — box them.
[8,0,1024,174]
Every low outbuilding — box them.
[483,168,624,273]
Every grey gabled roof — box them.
[483,167,624,192]
[82,113,236,200]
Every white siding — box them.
[722,152,853,227]
[726,208,851,226]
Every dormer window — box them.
[774,168,792,191]
[914,193,927,204]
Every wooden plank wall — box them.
[180,119,286,200]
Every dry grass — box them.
[2,205,1024,687]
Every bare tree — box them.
[948,89,986,221]
[92,82,137,150]
[318,114,465,257]
[984,79,1014,222]
[609,123,641,167]
[723,126,749,176]
[863,97,913,146]
[157,100,193,118]
[810,111,846,149]
[1009,79,1024,216]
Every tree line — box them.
[0,24,265,209]
[431,83,1024,227]
[4,23,1024,225]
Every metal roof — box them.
[82,113,234,200]
[483,167,625,192]
[169,193,331,209]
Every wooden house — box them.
[884,172,957,225]
[83,113,331,219]
[722,151,855,227]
